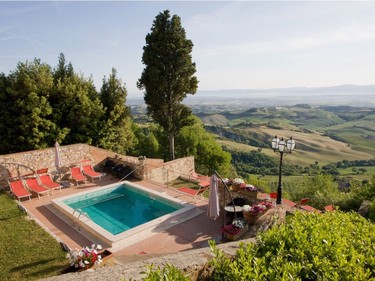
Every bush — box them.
[210,211,375,280]
[289,174,342,210]
[139,263,189,281]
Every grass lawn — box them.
[0,191,69,280]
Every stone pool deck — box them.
[20,173,224,258]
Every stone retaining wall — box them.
[0,145,196,190]
[145,156,195,185]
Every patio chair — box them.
[24,177,50,199]
[37,173,62,194]
[8,179,32,202]
[177,181,210,203]
[299,204,322,213]
[324,204,335,212]
[82,163,103,182]
[296,198,309,207]
[70,166,87,186]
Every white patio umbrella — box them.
[207,174,220,220]
[54,141,62,181]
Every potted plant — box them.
[242,201,273,224]
[239,184,259,197]
[231,178,244,191]
[65,244,106,272]
[221,219,248,241]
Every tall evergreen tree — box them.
[98,68,134,153]
[138,10,198,160]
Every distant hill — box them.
[128,84,375,108]
[185,84,375,108]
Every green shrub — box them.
[210,211,375,280]
[337,176,375,212]
[140,263,189,281]
[288,174,342,210]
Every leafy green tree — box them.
[138,10,198,160]
[53,53,74,82]
[289,174,341,210]
[175,116,232,176]
[3,59,56,152]
[0,73,13,153]
[98,68,134,153]
[130,125,161,158]
[51,72,104,145]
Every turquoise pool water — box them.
[63,184,182,235]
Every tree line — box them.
[0,54,134,155]
[0,11,233,175]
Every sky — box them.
[1,1,375,97]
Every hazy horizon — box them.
[2,1,375,98]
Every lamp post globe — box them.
[271,136,295,205]
[271,136,279,150]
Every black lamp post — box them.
[271,136,295,204]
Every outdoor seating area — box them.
[6,168,65,201]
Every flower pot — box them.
[225,224,248,241]
[92,249,114,269]
[246,191,258,198]
[243,211,259,224]
[61,249,114,274]
[231,184,240,192]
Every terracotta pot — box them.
[231,184,240,192]
[224,225,249,241]
[246,191,258,198]
[243,211,259,224]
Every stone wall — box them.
[218,185,261,208]
[0,145,196,189]
[0,144,126,188]
[144,156,195,186]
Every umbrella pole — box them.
[214,170,237,227]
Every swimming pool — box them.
[51,181,202,250]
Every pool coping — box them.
[50,181,203,251]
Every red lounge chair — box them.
[324,205,335,212]
[192,172,210,182]
[82,164,102,182]
[38,173,62,194]
[177,182,209,202]
[8,179,32,202]
[296,198,309,207]
[24,177,49,199]
[282,198,297,208]
[70,166,87,186]
[299,205,322,213]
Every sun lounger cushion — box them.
[24,178,49,199]
[38,174,62,193]
[82,164,102,182]
[177,185,209,202]
[8,180,32,201]
[70,166,87,185]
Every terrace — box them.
[0,144,224,261]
